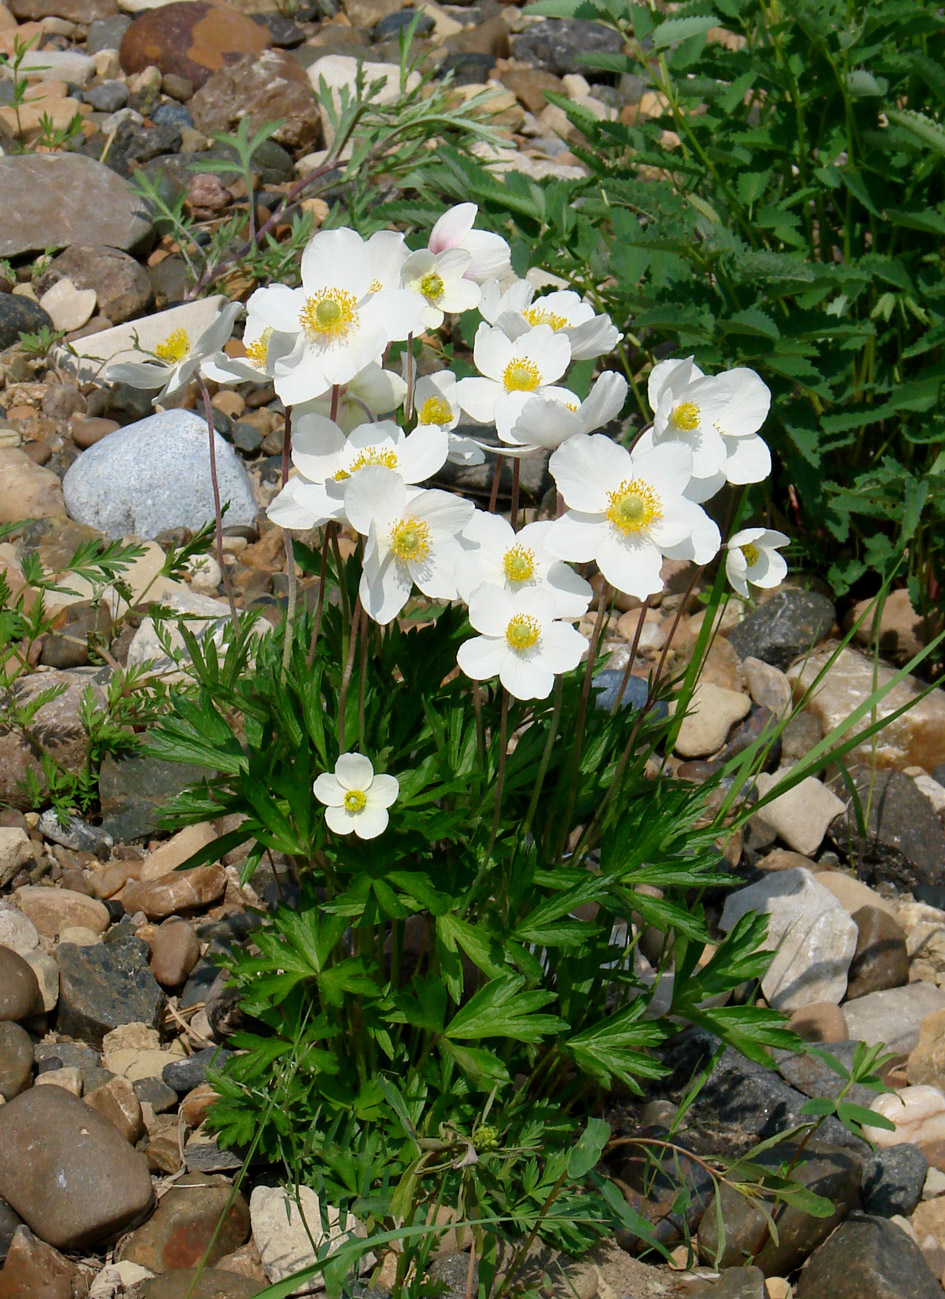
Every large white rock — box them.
[307,56,421,147]
[720,867,858,1010]
[62,409,258,540]
[250,1185,359,1295]
[55,295,228,383]
[751,770,847,856]
[842,983,945,1056]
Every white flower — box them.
[548,435,720,599]
[478,277,534,325]
[647,356,731,481]
[454,323,573,429]
[314,753,399,839]
[248,228,427,405]
[401,248,481,329]
[343,466,474,624]
[725,528,789,598]
[106,301,243,404]
[428,203,511,283]
[480,279,619,360]
[412,371,483,466]
[266,416,448,531]
[685,368,773,501]
[498,370,628,453]
[457,584,587,700]
[457,512,592,618]
[366,229,410,291]
[294,363,408,434]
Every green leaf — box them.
[652,14,719,48]
[445,976,562,1043]
[568,1118,611,1179]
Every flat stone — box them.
[0,447,65,526]
[140,823,219,880]
[9,0,115,17]
[100,751,215,843]
[307,53,420,146]
[38,278,96,333]
[673,682,751,758]
[862,1144,928,1217]
[850,588,935,665]
[742,657,793,717]
[751,772,846,856]
[846,906,909,1000]
[0,830,31,891]
[0,1226,75,1299]
[0,947,40,1022]
[843,984,945,1056]
[56,936,166,1047]
[788,646,945,773]
[85,1075,144,1144]
[119,1172,248,1273]
[0,1023,33,1101]
[728,589,836,670]
[119,0,270,86]
[773,1041,880,1110]
[0,155,151,259]
[139,1269,260,1298]
[869,1086,945,1169]
[190,48,320,149]
[720,868,858,1010]
[162,1045,231,1092]
[14,886,109,938]
[123,864,226,920]
[0,671,105,812]
[816,871,897,918]
[0,1086,153,1249]
[250,1185,358,1293]
[63,409,258,540]
[794,1213,942,1298]
[35,245,152,326]
[789,1003,848,1043]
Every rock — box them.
[190,49,320,149]
[63,409,258,540]
[0,446,65,525]
[907,1009,945,1090]
[850,588,936,665]
[0,1226,75,1299]
[100,751,215,843]
[844,984,945,1056]
[861,1144,928,1217]
[0,1202,21,1267]
[9,0,114,17]
[35,245,152,325]
[788,646,945,773]
[38,278,97,333]
[85,79,131,111]
[0,1086,153,1249]
[719,868,858,1010]
[829,768,945,909]
[134,1074,179,1113]
[35,1065,84,1096]
[0,671,105,812]
[87,11,131,47]
[307,53,421,146]
[869,1086,945,1169]
[0,294,54,351]
[119,1172,249,1273]
[37,810,112,854]
[22,951,58,1012]
[141,823,219,880]
[672,682,751,758]
[772,1041,881,1110]
[0,155,152,260]
[750,772,846,856]
[0,830,31,890]
[697,1143,862,1276]
[139,1269,260,1298]
[162,1045,231,1093]
[149,919,200,987]
[789,1003,848,1043]
[14,886,109,938]
[794,1213,942,1298]
[615,1129,714,1253]
[742,657,793,718]
[0,1023,33,1101]
[0,947,39,1023]
[123,864,226,920]
[509,18,622,76]
[250,1184,358,1293]
[183,1134,242,1173]
[728,590,836,670]
[0,910,38,958]
[85,1075,144,1144]
[119,0,269,87]
[816,871,897,918]
[56,936,166,1047]
[846,906,909,1000]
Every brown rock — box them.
[68,417,119,452]
[123,864,226,920]
[845,906,909,1000]
[14,885,110,938]
[88,858,143,899]
[139,1269,260,1299]
[119,1,270,89]
[148,918,200,987]
[119,1172,249,1274]
[0,1086,154,1249]
[789,1003,848,1043]
[36,245,152,326]
[907,1008,945,1090]
[0,1022,33,1100]
[85,1076,145,1144]
[0,945,40,1022]
[850,587,939,665]
[757,849,818,873]
[179,1082,216,1129]
[146,1131,183,1175]
[0,671,106,812]
[0,1226,75,1299]
[816,870,897,918]
[444,12,508,57]
[190,48,321,150]
[215,1238,267,1285]
[0,448,65,526]
[140,823,217,880]
[8,0,114,17]
[498,66,564,114]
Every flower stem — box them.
[509,457,521,530]
[486,689,510,862]
[338,596,362,748]
[522,675,563,843]
[488,455,504,513]
[610,596,651,716]
[280,405,296,678]
[306,522,332,670]
[198,380,239,629]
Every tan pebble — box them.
[765,1280,792,1299]
[85,1075,144,1144]
[35,1065,83,1095]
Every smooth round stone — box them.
[0,294,54,351]
[0,1023,33,1101]
[118,1172,248,1272]
[0,947,40,1023]
[795,1213,942,1298]
[846,906,909,1000]
[85,79,129,111]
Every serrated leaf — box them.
[652,14,719,48]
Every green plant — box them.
[16,325,66,358]
[0,33,41,142]
[34,107,84,152]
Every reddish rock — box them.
[119,1,270,89]
[148,918,200,987]
[190,49,321,150]
[123,865,226,920]
[9,0,115,19]
[0,1226,75,1299]
[118,1173,249,1273]
[85,1076,145,1145]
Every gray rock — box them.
[37,810,113,855]
[0,946,40,1023]
[85,79,129,112]
[55,936,166,1048]
[772,1042,881,1110]
[99,750,215,842]
[841,982,945,1056]
[0,1022,33,1100]
[0,1198,23,1264]
[132,1075,179,1113]
[63,409,258,540]
[510,18,622,77]
[162,1045,231,1093]
[0,293,54,350]
[728,589,836,671]
[85,13,131,51]
[706,1268,766,1298]
[0,154,152,259]
[794,1213,942,1298]
[860,1144,927,1217]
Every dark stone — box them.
[829,767,945,907]
[104,898,125,922]
[721,705,782,773]
[133,1075,179,1114]
[0,1199,23,1264]
[229,421,264,455]
[592,669,668,718]
[152,101,194,129]
[860,1144,927,1218]
[509,18,622,77]
[615,1126,715,1254]
[86,13,132,51]
[0,294,54,350]
[846,906,909,999]
[794,1213,942,1298]
[435,51,496,83]
[727,589,836,671]
[204,971,247,1038]
[38,599,113,669]
[772,1043,881,1110]
[162,1046,232,1093]
[85,80,129,112]
[373,8,434,39]
[37,808,112,853]
[34,1042,101,1072]
[0,1023,33,1101]
[55,937,166,1048]
[179,958,222,1010]
[426,1251,476,1299]
[99,750,215,842]
[209,137,294,184]
[259,12,306,45]
[183,1136,243,1173]
[108,122,183,174]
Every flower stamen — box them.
[670,401,700,432]
[503,545,536,583]
[346,447,399,476]
[741,542,760,567]
[300,289,359,342]
[523,304,568,331]
[503,358,541,393]
[244,327,272,369]
[154,329,190,363]
[418,395,453,426]
[606,479,662,535]
[505,613,541,651]
[390,517,432,564]
[419,271,445,302]
[344,789,367,812]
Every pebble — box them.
[119,1172,249,1273]
[0,447,65,526]
[99,751,214,843]
[250,1184,358,1292]
[190,49,321,150]
[122,864,226,920]
[35,1065,84,1095]
[870,1086,945,1166]
[148,918,200,986]
[308,53,421,146]
[141,823,218,879]
[0,1226,76,1299]
[742,656,794,717]
[36,244,152,325]
[85,78,130,111]
[55,934,166,1046]
[728,589,836,670]
[85,1075,144,1144]
[794,1213,942,1298]
[509,17,622,76]
[846,906,909,999]
[0,830,31,890]
[0,946,40,1022]
[816,871,897,918]
[750,772,845,856]
[0,1085,153,1249]
[861,1144,928,1217]
[38,278,97,333]
[62,409,258,540]
[673,682,752,758]
[119,0,270,86]
[789,1003,848,1043]
[138,1269,260,1298]
[0,1022,33,1100]
[0,910,39,957]
[907,1009,945,1090]
[15,885,109,938]
[844,984,945,1056]
[162,1045,231,1093]
[37,810,112,854]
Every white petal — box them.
[335,753,375,790]
[501,654,552,701]
[723,433,772,485]
[751,550,788,589]
[342,466,406,539]
[460,229,512,283]
[725,550,750,598]
[429,203,477,254]
[517,325,571,384]
[457,634,508,681]
[647,356,696,414]
[195,300,243,356]
[567,314,620,361]
[369,773,399,808]
[301,227,371,298]
[597,534,664,599]
[547,512,608,563]
[360,548,413,625]
[540,621,587,674]
[248,283,304,334]
[398,426,449,482]
[545,561,593,619]
[105,360,169,389]
[314,773,345,806]
[550,434,628,512]
[325,804,356,835]
[467,583,514,636]
[630,440,694,497]
[353,805,389,839]
[580,371,628,431]
[717,368,771,437]
[361,289,428,342]
[473,323,514,384]
[292,414,346,480]
[454,376,502,424]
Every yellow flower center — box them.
[503,545,536,583]
[154,329,190,363]
[300,289,359,342]
[670,401,700,432]
[606,479,663,535]
[244,327,272,369]
[344,789,367,813]
[741,542,760,567]
[523,304,568,331]
[346,447,399,476]
[369,279,382,293]
[418,395,453,426]
[419,271,445,302]
[503,358,541,393]
[505,614,541,651]
[390,517,431,564]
